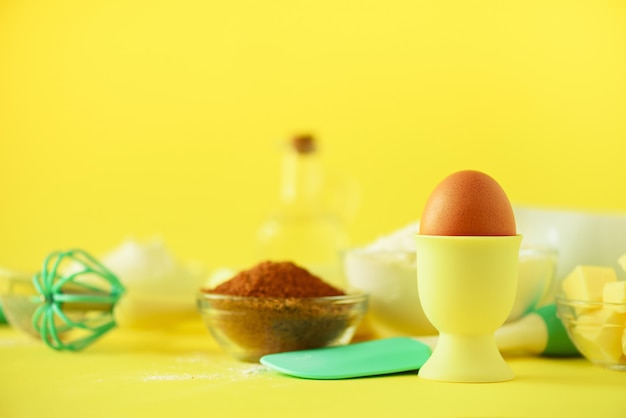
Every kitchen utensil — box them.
[260,304,578,379]
[0,249,125,351]
[261,336,431,379]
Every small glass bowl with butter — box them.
[556,296,626,371]
[555,265,626,371]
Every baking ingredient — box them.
[561,265,617,301]
[560,264,626,364]
[101,237,205,297]
[344,222,432,336]
[201,261,362,362]
[419,170,516,236]
[361,222,420,253]
[603,282,626,311]
[573,309,626,362]
[97,237,206,328]
[206,261,345,298]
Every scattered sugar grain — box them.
[139,362,270,383]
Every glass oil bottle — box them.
[256,134,350,288]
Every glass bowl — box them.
[197,291,368,362]
[344,245,556,337]
[0,270,121,350]
[556,295,626,371]
[0,273,43,338]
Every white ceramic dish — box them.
[344,245,556,337]
[513,206,626,281]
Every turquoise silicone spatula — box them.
[261,336,432,379]
[260,304,578,379]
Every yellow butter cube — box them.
[562,266,617,301]
[603,281,626,313]
[623,329,626,357]
[573,330,612,362]
[575,309,626,363]
[578,308,626,326]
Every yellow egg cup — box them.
[414,235,522,383]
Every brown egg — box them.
[419,170,516,236]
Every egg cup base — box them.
[418,333,514,383]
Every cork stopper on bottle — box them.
[291,134,316,154]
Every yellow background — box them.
[2,3,626,417]
[1,0,626,272]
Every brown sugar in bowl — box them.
[197,261,368,362]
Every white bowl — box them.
[513,206,626,281]
[344,245,556,337]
